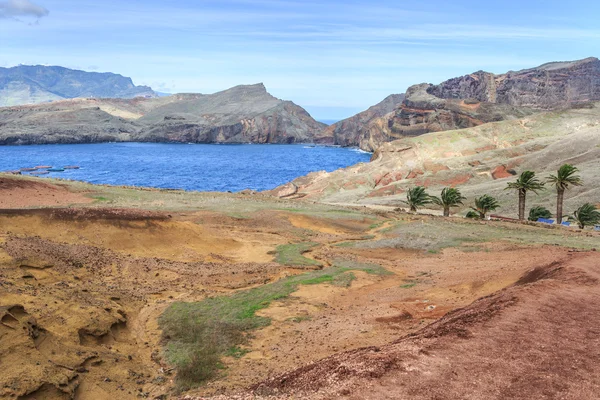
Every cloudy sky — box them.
[1,0,599,120]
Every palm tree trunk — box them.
[518,189,526,220]
[556,188,564,224]
[443,206,450,217]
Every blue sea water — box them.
[0,143,371,192]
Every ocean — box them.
[0,142,371,192]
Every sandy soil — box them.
[1,176,599,399]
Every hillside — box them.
[0,84,326,145]
[269,103,600,219]
[0,65,156,106]
[330,57,600,151]
[251,253,600,399]
[315,94,405,151]
[1,176,599,399]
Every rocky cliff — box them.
[0,65,156,107]
[333,57,600,151]
[0,84,326,145]
[429,57,600,108]
[316,94,405,151]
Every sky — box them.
[1,0,600,120]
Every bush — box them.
[528,206,552,221]
[465,210,480,219]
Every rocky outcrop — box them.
[0,84,326,145]
[334,57,600,151]
[386,83,532,139]
[316,94,405,151]
[389,57,600,142]
[0,65,157,107]
[429,57,600,109]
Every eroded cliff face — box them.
[385,84,532,139]
[429,57,600,108]
[316,94,405,151]
[391,57,600,142]
[328,57,600,151]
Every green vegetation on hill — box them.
[274,242,321,266]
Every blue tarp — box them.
[561,221,571,227]
[537,218,555,224]
[595,225,600,231]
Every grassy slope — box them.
[159,262,391,390]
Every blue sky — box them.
[1,0,600,120]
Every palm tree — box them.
[431,187,466,217]
[548,164,583,224]
[404,186,432,212]
[528,206,552,222]
[471,194,500,220]
[570,203,600,229]
[505,171,545,220]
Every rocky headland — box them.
[0,84,326,145]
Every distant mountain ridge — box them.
[0,65,156,107]
[0,83,326,145]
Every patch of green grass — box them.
[91,195,110,202]
[274,242,321,266]
[368,221,385,230]
[334,241,356,248]
[333,259,393,276]
[225,346,250,359]
[374,220,600,251]
[332,272,356,287]
[400,280,417,289]
[159,263,391,389]
[298,274,335,285]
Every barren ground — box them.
[0,175,598,399]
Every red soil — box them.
[252,253,600,399]
[0,177,93,208]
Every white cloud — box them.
[0,0,48,19]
